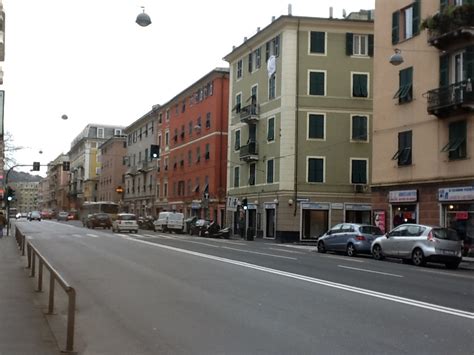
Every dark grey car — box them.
[317,223,384,257]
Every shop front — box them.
[264,202,277,239]
[345,203,372,224]
[439,186,474,251]
[300,202,330,240]
[388,189,418,229]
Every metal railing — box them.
[15,228,76,353]
[426,79,474,114]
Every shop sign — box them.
[331,203,344,210]
[191,201,201,209]
[301,202,330,210]
[246,203,257,210]
[389,190,418,203]
[373,210,386,233]
[227,196,239,211]
[345,204,372,211]
[456,211,469,220]
[438,186,474,202]
[264,203,277,209]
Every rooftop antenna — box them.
[343,9,347,18]
[329,6,333,18]
[288,4,292,16]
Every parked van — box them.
[154,212,184,233]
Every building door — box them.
[265,208,276,239]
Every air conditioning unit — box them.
[354,184,368,193]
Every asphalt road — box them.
[13,219,474,355]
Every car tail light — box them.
[427,231,438,242]
[355,235,365,241]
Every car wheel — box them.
[445,261,460,270]
[317,241,326,253]
[346,243,357,257]
[372,244,384,260]
[411,248,426,267]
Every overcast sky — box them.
[3,0,375,176]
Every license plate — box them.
[441,249,455,255]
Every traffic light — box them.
[6,186,15,201]
[32,162,40,171]
[62,161,70,171]
[150,144,160,159]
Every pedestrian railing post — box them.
[30,252,36,277]
[66,288,76,352]
[48,273,55,315]
[37,259,43,292]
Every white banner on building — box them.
[438,186,474,202]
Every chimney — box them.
[272,16,276,22]
[329,6,333,18]
[288,4,292,16]
[244,37,247,42]
[257,27,260,32]
[343,9,347,18]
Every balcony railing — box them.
[426,79,474,117]
[422,5,474,50]
[239,142,259,162]
[137,160,150,173]
[240,104,259,124]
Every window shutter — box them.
[439,54,449,87]
[392,11,400,44]
[346,33,354,56]
[412,0,420,35]
[311,32,325,54]
[368,35,374,57]
[265,42,270,61]
[463,46,474,81]
[352,160,367,184]
[248,53,252,72]
[309,115,324,139]
[310,72,325,95]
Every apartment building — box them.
[97,135,127,204]
[224,12,374,241]
[43,154,70,211]
[123,108,157,216]
[372,0,473,235]
[10,181,39,213]
[154,68,229,224]
[68,124,125,210]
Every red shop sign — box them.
[455,211,469,220]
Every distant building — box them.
[97,135,127,205]
[9,181,40,213]
[68,124,125,210]
[43,154,70,212]
[224,13,374,241]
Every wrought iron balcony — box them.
[240,104,259,124]
[137,160,150,173]
[422,5,474,50]
[239,142,259,162]
[426,79,474,118]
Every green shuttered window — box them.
[353,74,369,97]
[309,72,325,96]
[310,31,325,54]
[308,114,324,139]
[352,116,368,141]
[351,160,367,184]
[308,158,324,183]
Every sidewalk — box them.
[0,233,59,355]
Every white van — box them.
[154,212,184,233]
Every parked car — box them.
[86,213,112,229]
[190,219,211,237]
[153,212,184,233]
[67,211,78,221]
[317,223,384,256]
[28,211,42,221]
[40,210,54,220]
[57,211,70,221]
[112,213,138,233]
[371,224,463,269]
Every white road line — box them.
[269,247,305,255]
[86,234,99,238]
[338,265,404,278]
[414,267,474,280]
[124,237,474,320]
[221,246,298,260]
[71,234,83,238]
[319,254,365,263]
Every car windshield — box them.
[359,226,384,235]
[119,214,136,221]
[431,228,461,241]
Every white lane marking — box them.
[71,234,83,238]
[124,237,474,320]
[86,234,99,238]
[221,246,297,260]
[269,247,305,255]
[319,254,365,263]
[413,267,474,281]
[338,265,404,278]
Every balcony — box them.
[240,104,259,124]
[125,166,137,176]
[137,160,150,173]
[239,142,259,162]
[422,5,474,50]
[426,79,474,118]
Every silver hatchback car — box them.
[371,224,463,269]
